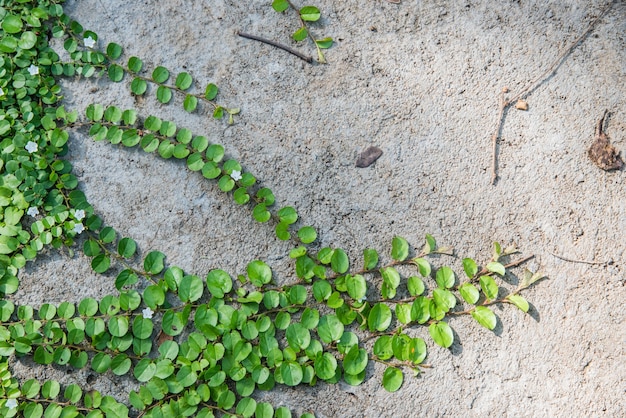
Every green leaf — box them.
[471,306,497,330]
[143,285,165,308]
[156,86,172,103]
[297,226,317,244]
[205,83,218,100]
[463,258,478,278]
[407,276,425,296]
[395,303,412,324]
[423,234,436,254]
[286,323,311,351]
[391,236,409,261]
[380,267,400,299]
[428,322,454,348]
[175,72,193,90]
[459,282,480,305]
[300,6,321,21]
[107,64,124,82]
[382,367,403,392]
[106,42,123,58]
[330,249,349,274]
[292,27,308,42]
[183,94,198,112]
[479,275,499,300]
[435,266,455,289]
[506,294,529,313]
[91,254,111,273]
[368,303,392,332]
[152,66,170,83]
[272,0,289,12]
[117,237,136,258]
[2,15,23,34]
[236,397,257,418]
[280,362,303,386]
[277,206,298,224]
[131,77,148,95]
[206,269,233,298]
[343,344,368,375]
[315,37,333,49]
[144,251,165,274]
[179,275,203,302]
[108,316,129,337]
[128,56,143,72]
[486,261,505,276]
[412,257,431,277]
[346,274,366,301]
[312,280,332,302]
[314,352,337,380]
[493,242,502,261]
[247,260,272,287]
[363,248,379,270]
[317,314,344,344]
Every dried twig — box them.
[548,251,608,265]
[490,0,616,184]
[237,31,313,64]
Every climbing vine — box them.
[0,1,543,417]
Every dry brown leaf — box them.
[356,146,383,168]
[588,110,623,171]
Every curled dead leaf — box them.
[588,110,623,171]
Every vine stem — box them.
[490,0,615,184]
[237,31,313,63]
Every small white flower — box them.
[358,296,367,303]
[5,398,18,410]
[74,209,85,221]
[27,64,39,76]
[84,36,96,48]
[72,222,84,234]
[142,307,154,319]
[230,170,242,181]
[0,87,4,97]
[27,207,39,217]
[25,141,38,153]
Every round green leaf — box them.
[175,72,193,90]
[152,66,169,83]
[462,258,478,278]
[297,226,317,244]
[300,6,320,22]
[368,303,392,332]
[280,362,303,386]
[382,367,403,392]
[206,269,232,298]
[247,260,272,287]
[407,276,425,296]
[343,345,368,375]
[317,314,344,344]
[479,275,499,300]
[286,323,311,350]
[346,274,366,301]
[391,236,409,261]
[428,321,454,348]
[471,306,497,330]
[435,266,455,289]
[156,86,172,103]
[459,283,480,305]
[144,251,165,274]
[179,275,203,302]
[330,249,349,274]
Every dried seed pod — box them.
[356,146,383,168]
[515,99,528,111]
[588,110,623,171]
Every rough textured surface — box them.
[13,0,625,416]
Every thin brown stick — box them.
[490,0,615,185]
[548,251,607,265]
[237,31,313,63]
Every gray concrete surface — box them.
[14,0,625,416]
